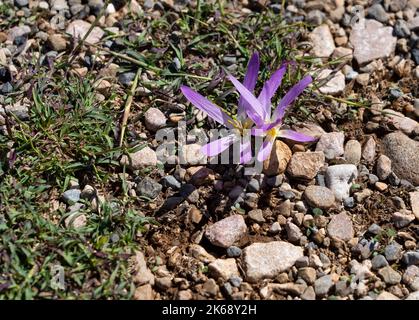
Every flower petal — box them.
[238,52,260,119]
[228,74,265,126]
[239,136,253,164]
[258,63,288,120]
[250,127,266,137]
[257,136,275,162]
[271,75,313,126]
[181,85,234,127]
[277,129,317,142]
[201,134,237,157]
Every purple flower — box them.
[228,63,316,162]
[180,53,262,163]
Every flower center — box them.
[267,127,278,139]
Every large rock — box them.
[410,191,419,220]
[344,140,362,165]
[287,152,325,180]
[349,19,397,65]
[120,146,157,169]
[205,215,247,248]
[208,258,240,280]
[144,107,167,132]
[317,70,345,96]
[263,140,292,176]
[304,185,335,210]
[383,109,419,135]
[325,164,358,201]
[315,132,345,160]
[243,241,303,283]
[132,251,155,286]
[327,212,354,242]
[381,132,419,185]
[66,20,104,44]
[309,25,335,58]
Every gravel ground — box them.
[0,0,418,300]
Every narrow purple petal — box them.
[181,85,234,128]
[257,136,275,162]
[250,127,266,137]
[228,74,264,126]
[201,134,237,157]
[258,63,288,120]
[277,129,317,142]
[238,52,260,119]
[271,75,313,126]
[239,137,253,164]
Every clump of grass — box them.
[0,70,153,299]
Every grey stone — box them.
[394,20,410,38]
[368,174,379,185]
[344,140,362,165]
[137,177,162,199]
[181,144,206,166]
[367,4,389,23]
[315,132,345,160]
[385,243,403,262]
[362,136,376,163]
[226,246,242,258]
[66,20,104,44]
[335,280,353,297]
[387,0,407,12]
[8,25,31,42]
[325,164,358,201]
[304,185,335,210]
[14,0,28,8]
[372,254,389,270]
[343,197,355,208]
[205,215,247,248]
[62,189,81,205]
[118,72,136,86]
[403,251,419,265]
[376,155,392,180]
[285,222,303,243]
[307,10,325,26]
[208,258,240,280]
[383,109,419,135]
[51,0,69,11]
[229,276,242,287]
[132,251,155,285]
[243,241,304,282]
[410,191,419,220]
[350,19,397,65]
[327,212,354,242]
[266,175,283,187]
[301,286,316,300]
[248,209,265,223]
[287,152,325,180]
[314,275,334,298]
[317,70,345,96]
[162,175,181,190]
[121,146,157,169]
[368,223,383,235]
[144,107,167,132]
[392,211,415,228]
[309,25,335,58]
[376,291,400,300]
[378,266,401,285]
[247,178,260,192]
[405,291,419,300]
[403,265,419,290]
[298,267,317,285]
